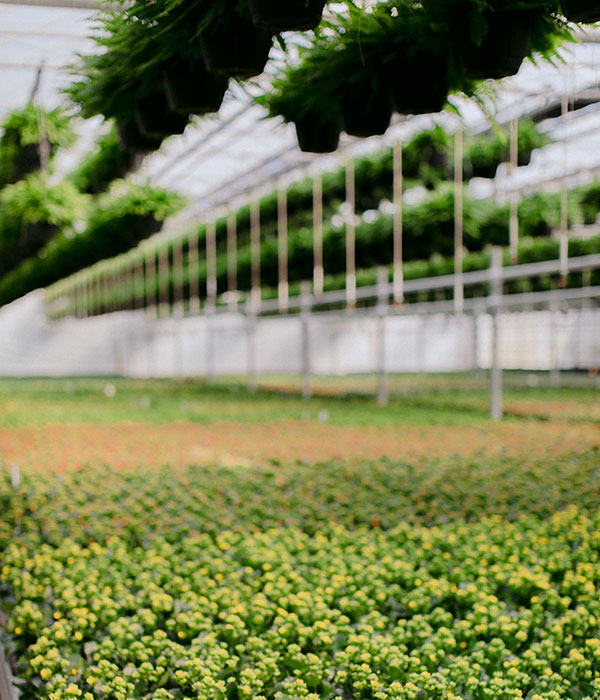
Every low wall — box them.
[0,290,598,377]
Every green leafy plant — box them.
[0,103,75,187]
[0,174,88,277]
[68,125,135,194]
[0,182,184,306]
[467,119,551,179]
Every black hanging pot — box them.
[163,63,229,116]
[117,120,162,153]
[247,0,326,31]
[10,140,52,183]
[135,94,190,140]
[133,214,164,240]
[294,115,341,153]
[385,52,449,115]
[199,15,273,79]
[458,11,532,80]
[340,81,392,138]
[561,0,600,22]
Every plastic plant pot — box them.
[117,120,162,153]
[134,95,190,140]
[561,0,600,23]
[163,64,229,116]
[458,12,532,80]
[294,116,341,153]
[199,15,273,79]
[247,0,327,31]
[385,53,449,115]
[340,84,392,138]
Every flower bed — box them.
[1,449,600,700]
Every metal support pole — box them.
[135,255,144,311]
[159,244,170,317]
[206,220,217,308]
[278,187,289,314]
[454,129,464,314]
[376,266,389,406]
[560,94,569,287]
[250,195,261,310]
[246,300,258,394]
[549,296,561,386]
[509,118,519,264]
[172,236,184,316]
[206,307,215,384]
[489,246,503,421]
[393,142,404,306]
[227,211,237,310]
[188,231,200,314]
[313,173,324,299]
[300,280,312,399]
[346,159,356,310]
[145,246,156,316]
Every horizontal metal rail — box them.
[211,253,600,316]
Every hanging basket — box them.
[458,12,532,80]
[117,120,162,153]
[247,0,326,31]
[199,16,273,79]
[385,53,449,115]
[163,64,229,116]
[561,0,600,23]
[294,116,341,153]
[134,94,190,140]
[340,79,392,138]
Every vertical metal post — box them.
[188,231,200,314]
[205,221,217,384]
[300,280,312,399]
[246,298,258,394]
[227,211,237,310]
[560,94,569,287]
[509,118,519,264]
[346,159,356,310]
[313,173,324,299]
[376,266,389,406]
[250,195,261,310]
[278,186,289,313]
[159,244,170,317]
[393,142,404,306]
[549,296,561,386]
[145,246,156,316]
[173,235,184,316]
[134,254,144,310]
[206,220,217,308]
[454,128,464,314]
[489,246,503,421]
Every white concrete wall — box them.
[0,290,599,377]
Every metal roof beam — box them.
[0,0,114,9]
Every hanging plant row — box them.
[259,0,577,153]
[67,0,332,156]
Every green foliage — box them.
[259,1,572,143]
[467,120,551,179]
[580,181,600,224]
[68,126,135,195]
[0,183,184,306]
[0,103,75,186]
[0,175,88,277]
[67,0,248,122]
[2,449,600,699]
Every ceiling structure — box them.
[0,0,600,240]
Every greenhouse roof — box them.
[1,1,600,238]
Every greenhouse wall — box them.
[0,291,598,377]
